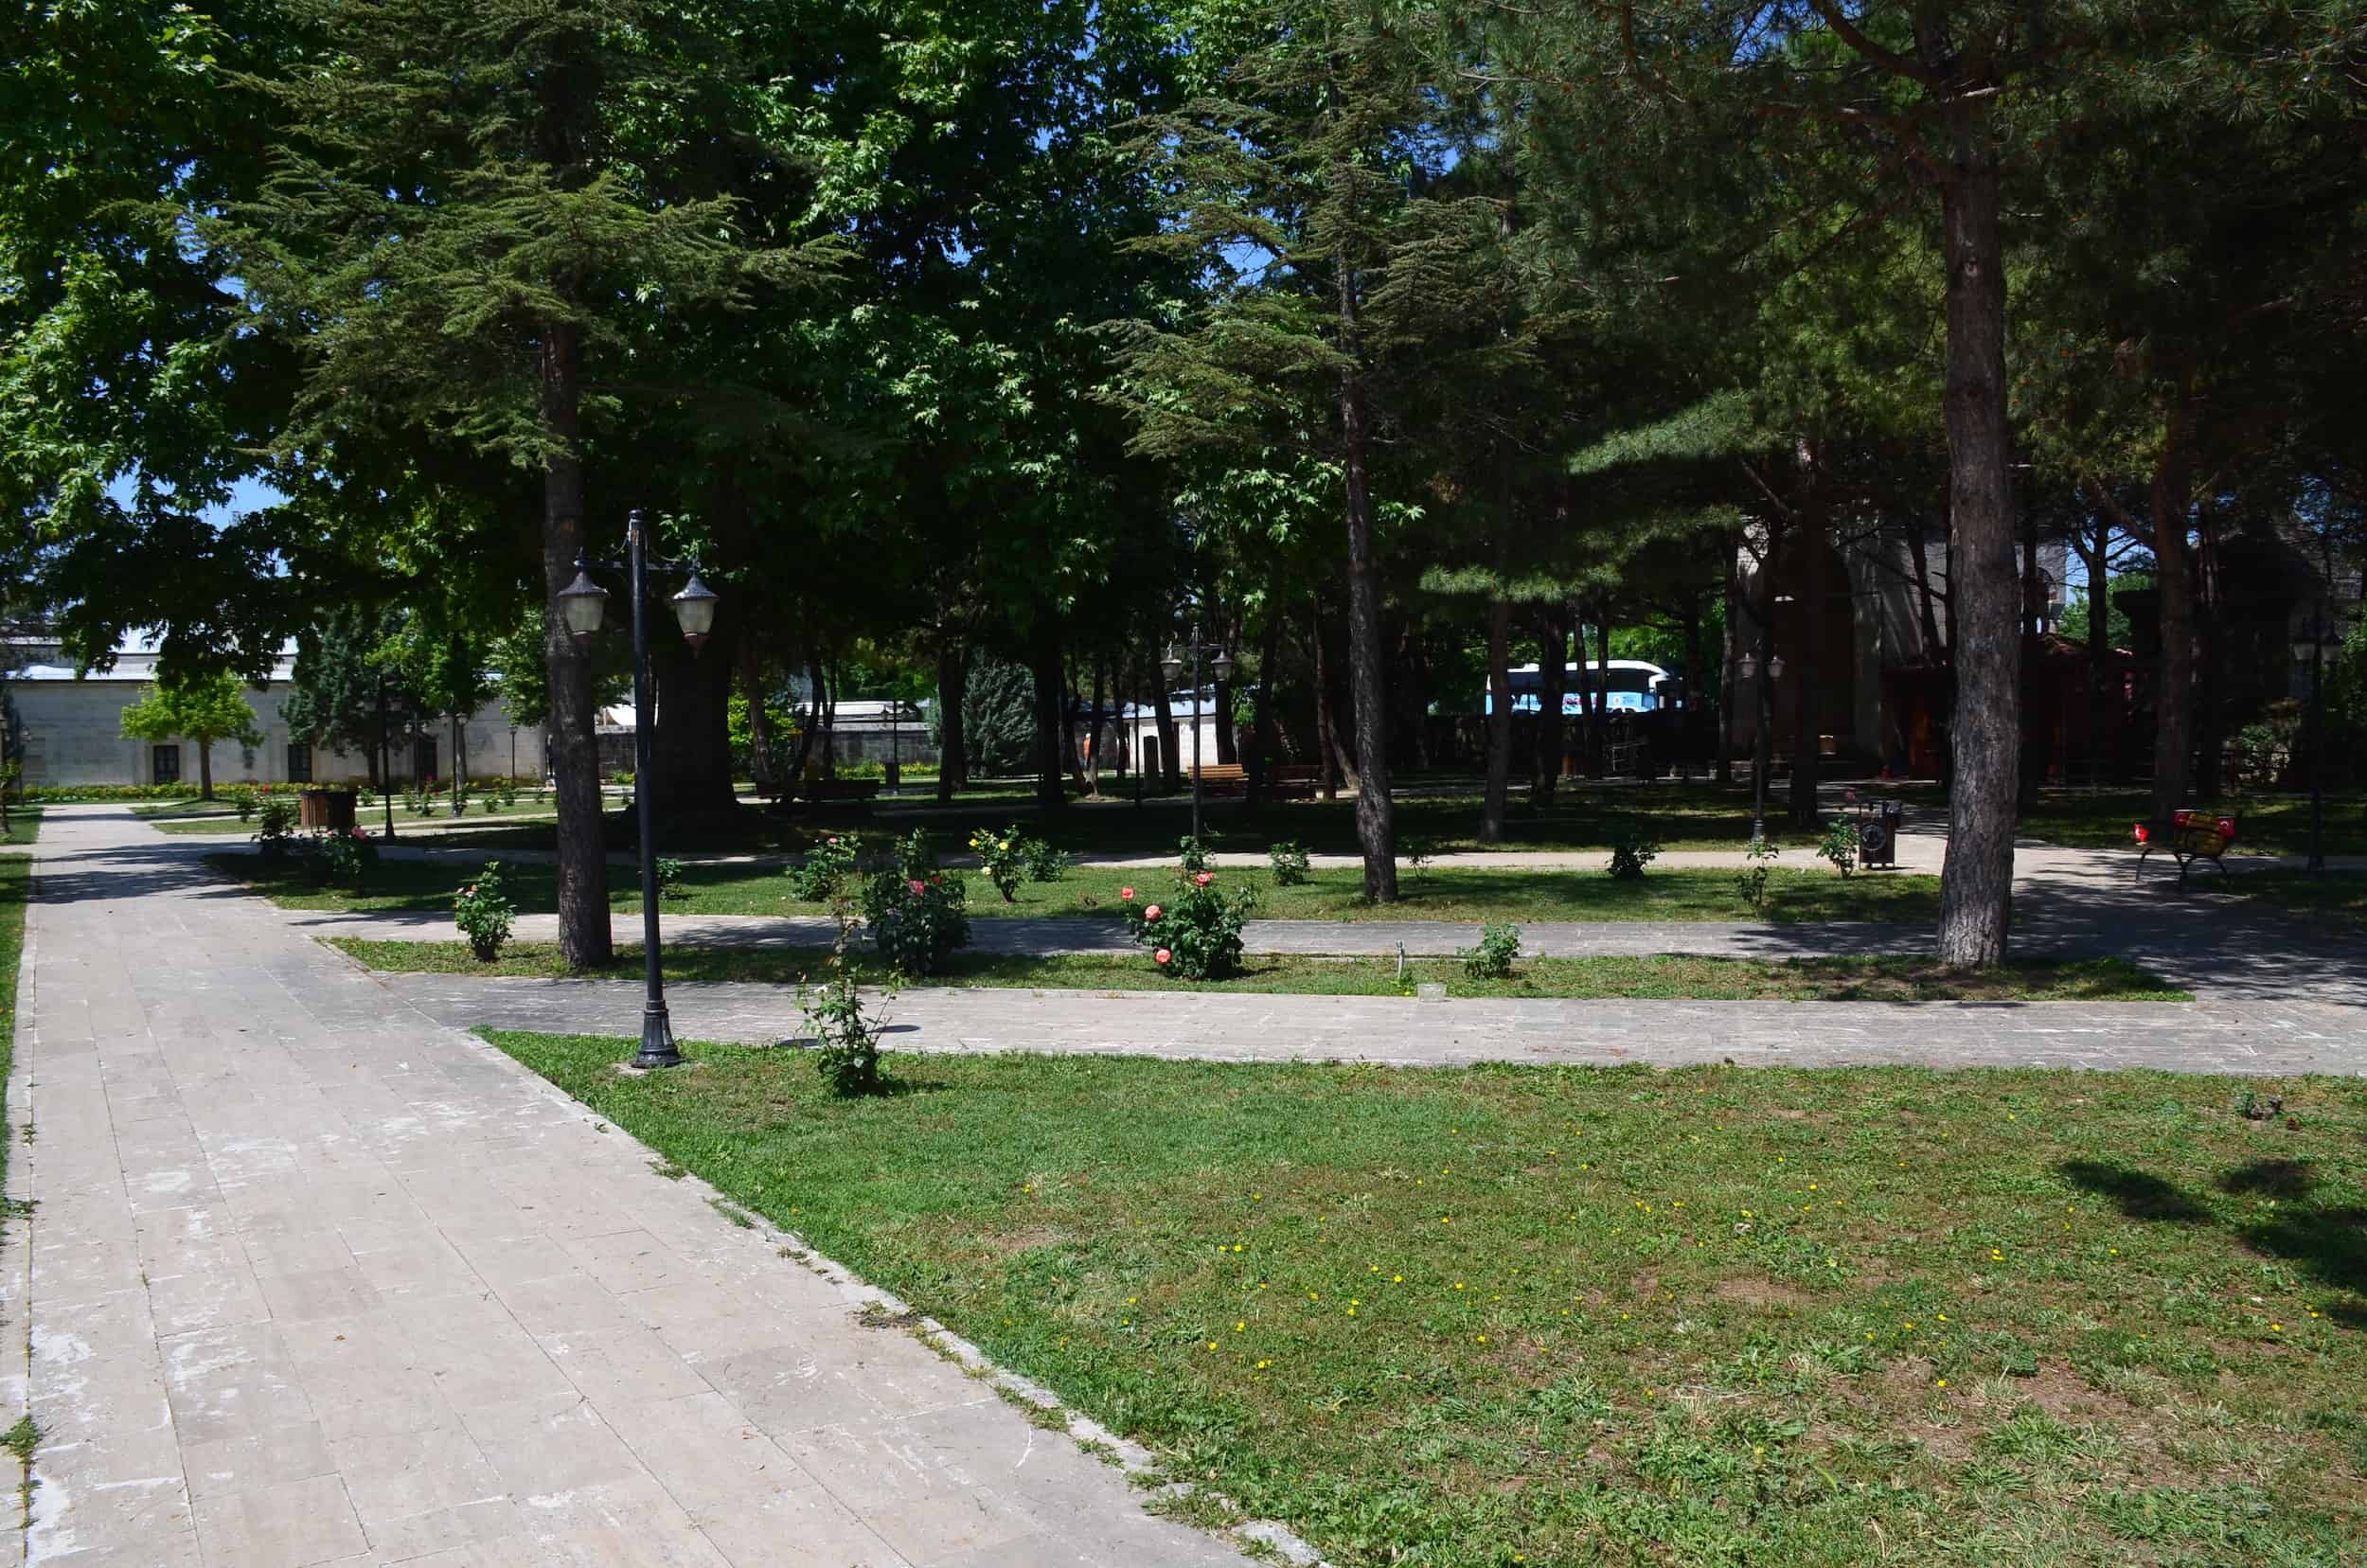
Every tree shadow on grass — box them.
[2058,1157,2366,1324]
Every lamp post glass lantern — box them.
[567,508,721,1069]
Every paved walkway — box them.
[12,806,1262,1567]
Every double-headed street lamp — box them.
[557,508,721,1071]
[1160,627,1234,843]
[1735,649,1785,845]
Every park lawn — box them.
[360,779,1836,860]
[0,807,38,847]
[331,940,2187,1002]
[480,1038,2367,1567]
[143,794,560,833]
[218,851,1941,925]
[2013,789,2366,857]
[2215,869,2367,933]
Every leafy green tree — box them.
[119,670,263,799]
[210,0,844,967]
[282,610,419,789]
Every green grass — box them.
[478,1039,2367,1566]
[143,793,557,833]
[337,939,2187,1002]
[2216,869,2367,932]
[0,808,37,847]
[217,852,1941,925]
[345,779,1834,860]
[2011,789,2367,857]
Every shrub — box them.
[306,828,378,888]
[499,783,518,809]
[1176,833,1214,873]
[1268,840,1312,886]
[20,783,202,802]
[1817,818,1862,878]
[253,798,300,858]
[800,966,889,1096]
[454,863,517,961]
[789,834,859,902]
[230,789,259,822]
[1735,836,1780,915]
[970,825,1028,902]
[862,831,970,975]
[1397,834,1436,879]
[1460,920,1522,981]
[650,856,688,900]
[1606,821,1661,881]
[479,793,499,814]
[1123,862,1255,979]
[1023,836,1068,883]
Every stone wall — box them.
[7,677,545,789]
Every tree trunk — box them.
[1481,592,1513,842]
[2076,524,2111,786]
[1531,604,1567,805]
[648,614,738,819]
[1030,625,1065,810]
[540,318,611,968]
[1931,118,2020,969]
[1248,611,1281,807]
[2017,509,2046,811]
[785,656,818,793]
[1717,539,1739,784]
[934,641,967,802]
[2146,400,2198,822]
[1310,603,1351,798]
[1910,515,1947,661]
[739,638,774,794]
[811,656,836,777]
[1085,658,1105,798]
[1789,488,1824,829]
[1152,663,1181,793]
[1337,276,1396,900]
[198,739,215,801]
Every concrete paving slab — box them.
[14,806,1265,1567]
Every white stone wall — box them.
[7,677,545,789]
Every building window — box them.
[152,744,181,785]
[287,743,312,784]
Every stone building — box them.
[3,634,543,789]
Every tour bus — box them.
[1484,659,1682,715]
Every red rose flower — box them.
[908,879,927,896]
[1120,886,1135,901]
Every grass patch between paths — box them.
[338,939,2187,1003]
[220,852,1942,925]
[479,1037,2367,1566]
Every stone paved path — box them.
[13,806,1262,1568]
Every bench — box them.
[2133,810,2237,887]
[1184,763,1322,800]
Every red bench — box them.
[2133,811,2237,887]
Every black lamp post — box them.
[1736,649,1785,844]
[375,672,397,840]
[557,508,721,1071]
[1160,625,1233,844]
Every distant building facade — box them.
[3,636,543,789]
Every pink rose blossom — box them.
[908,879,927,896]
[1194,871,1213,886]
[1154,948,1172,965]
[1144,904,1162,922]
[1120,886,1135,901]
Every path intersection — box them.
[7,803,2360,1567]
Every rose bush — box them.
[454,862,516,961]
[862,829,970,975]
[1122,859,1254,979]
